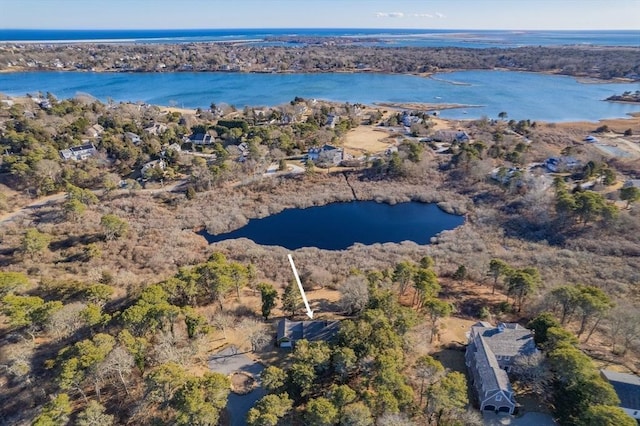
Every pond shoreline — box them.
[198,197,465,251]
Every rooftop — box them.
[601,370,640,410]
[471,322,537,358]
[277,319,340,343]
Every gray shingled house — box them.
[601,369,640,422]
[276,318,340,348]
[465,322,537,414]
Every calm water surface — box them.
[1,70,638,121]
[200,201,464,250]
[1,29,638,48]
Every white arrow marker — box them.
[288,254,314,319]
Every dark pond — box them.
[200,201,464,250]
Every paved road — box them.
[209,346,266,426]
[483,412,558,426]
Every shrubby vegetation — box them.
[527,313,635,426]
[1,51,639,424]
[2,43,639,80]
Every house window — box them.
[496,395,502,401]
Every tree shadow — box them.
[27,207,61,225]
[49,233,102,251]
[0,246,20,267]
[313,298,341,313]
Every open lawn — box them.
[342,125,395,156]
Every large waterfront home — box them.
[465,322,537,414]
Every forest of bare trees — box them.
[1,42,639,80]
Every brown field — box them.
[342,117,455,156]
[553,113,640,133]
[159,106,198,115]
[342,126,395,155]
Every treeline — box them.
[0,94,361,196]
[0,249,472,425]
[1,43,639,80]
[606,90,640,103]
[0,253,259,425]
[528,313,635,426]
[249,272,478,426]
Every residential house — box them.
[326,114,340,128]
[166,143,182,153]
[465,322,537,414]
[401,111,422,127]
[226,143,250,161]
[433,130,470,143]
[601,370,640,422]
[276,318,340,348]
[38,99,52,110]
[60,143,98,161]
[623,179,640,189]
[308,144,344,166]
[87,124,104,138]
[144,123,168,136]
[237,142,250,158]
[544,156,581,173]
[385,146,399,156]
[490,167,522,185]
[141,159,166,176]
[124,132,142,145]
[189,132,215,145]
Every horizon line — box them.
[2,27,639,32]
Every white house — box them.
[307,144,344,166]
[59,143,98,161]
[87,124,104,138]
[141,159,166,176]
[326,113,340,128]
[124,132,142,145]
[144,123,168,135]
[623,179,640,189]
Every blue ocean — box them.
[0,28,638,48]
[1,70,639,122]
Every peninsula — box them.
[1,42,639,81]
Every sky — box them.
[0,0,639,30]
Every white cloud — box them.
[376,11,445,19]
[375,12,405,18]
